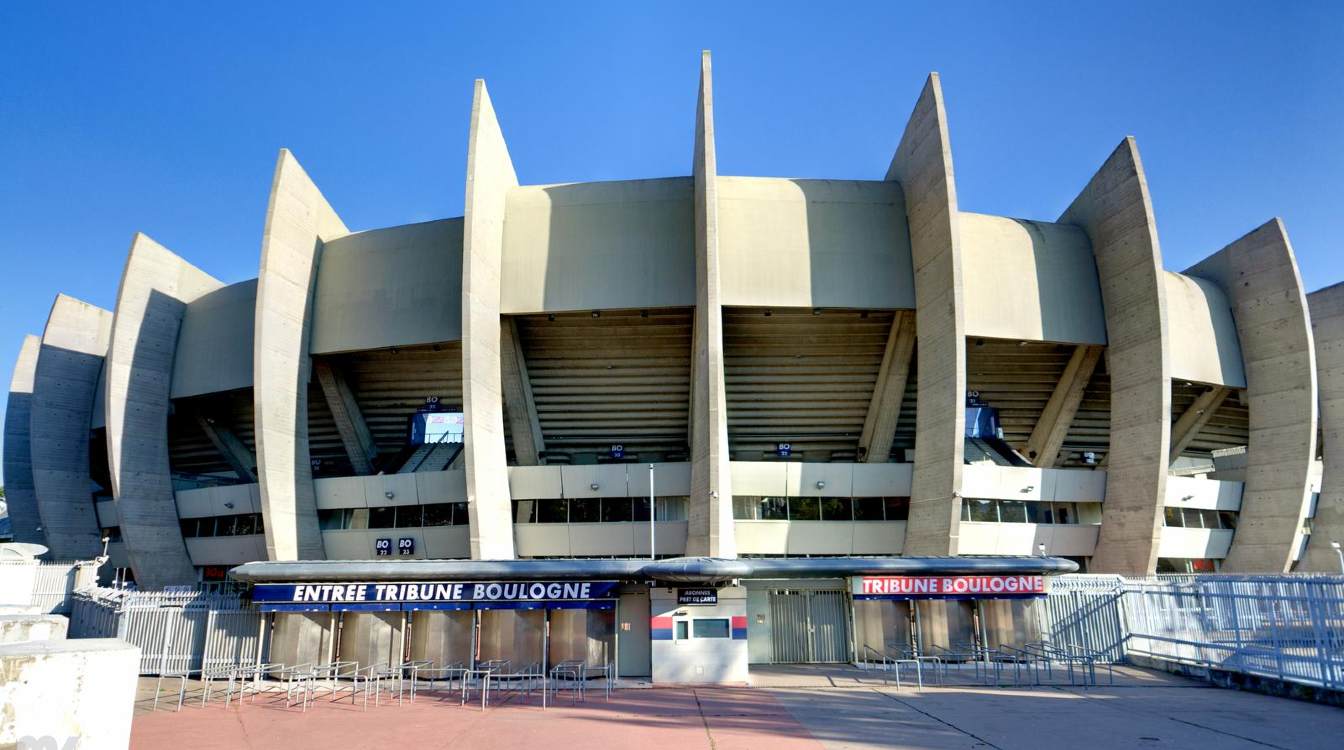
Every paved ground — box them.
[131,666,1344,750]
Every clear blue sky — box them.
[1,2,1341,480]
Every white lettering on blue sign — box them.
[273,581,609,604]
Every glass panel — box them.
[537,499,568,523]
[1053,502,1077,525]
[961,502,971,522]
[820,497,852,521]
[883,497,910,521]
[423,504,454,527]
[1164,507,1185,528]
[853,497,885,521]
[348,509,369,530]
[368,506,396,529]
[570,498,600,523]
[967,499,998,522]
[998,500,1028,524]
[1025,502,1048,524]
[692,618,730,639]
[1181,508,1205,529]
[789,496,820,521]
[602,497,633,523]
[1155,557,1181,573]
[674,621,688,640]
[234,514,256,536]
[179,519,197,538]
[318,510,342,531]
[1218,511,1238,530]
[513,500,537,524]
[451,502,469,526]
[217,516,239,536]
[255,514,264,533]
[733,496,759,520]
[656,497,688,521]
[396,506,423,528]
[757,497,788,520]
[633,497,651,522]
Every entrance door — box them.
[768,590,851,663]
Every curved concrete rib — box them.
[886,73,966,556]
[254,150,347,561]
[461,80,518,560]
[687,51,735,558]
[1305,283,1344,571]
[105,233,223,587]
[1060,138,1170,575]
[1188,220,1317,572]
[4,335,43,545]
[30,294,113,560]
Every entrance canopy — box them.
[230,555,1076,587]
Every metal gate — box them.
[769,590,851,663]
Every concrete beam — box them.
[192,410,257,482]
[859,309,916,463]
[1188,219,1317,572]
[30,295,113,561]
[1305,282,1344,571]
[886,73,965,556]
[105,233,223,588]
[1167,386,1233,463]
[461,79,518,560]
[3,335,43,545]
[1059,138,1170,575]
[313,358,379,475]
[1026,345,1103,467]
[254,149,347,561]
[687,51,735,558]
[500,317,544,466]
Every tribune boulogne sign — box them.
[251,580,620,605]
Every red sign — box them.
[856,575,1046,598]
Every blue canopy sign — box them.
[252,580,620,605]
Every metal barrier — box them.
[0,559,99,613]
[1122,575,1344,691]
[1039,575,1127,662]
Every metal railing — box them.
[0,559,99,613]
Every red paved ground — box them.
[131,688,826,750]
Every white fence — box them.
[0,560,99,613]
[1039,574,1127,661]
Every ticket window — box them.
[673,616,731,642]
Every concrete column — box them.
[1305,283,1344,572]
[859,309,916,464]
[886,73,965,556]
[500,317,545,466]
[254,149,348,561]
[192,410,257,482]
[461,80,518,560]
[3,336,43,546]
[1168,386,1233,463]
[30,294,113,561]
[1187,220,1317,572]
[104,233,223,588]
[687,51,735,558]
[313,359,379,475]
[1059,138,1170,575]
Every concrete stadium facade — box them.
[6,53,1342,585]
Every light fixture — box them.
[385,490,395,500]
[1022,485,1035,493]
[223,502,234,509]
[816,480,826,490]
[548,313,556,321]
[591,310,601,318]
[1037,543,1047,557]
[812,308,822,316]
[1182,495,1194,502]
[590,482,600,491]
[640,310,649,318]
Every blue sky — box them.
[1,2,1341,481]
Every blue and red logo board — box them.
[252,580,620,612]
[651,616,748,641]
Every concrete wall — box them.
[1163,271,1247,387]
[717,177,915,309]
[1165,475,1243,512]
[1158,527,1235,559]
[0,638,138,750]
[254,149,348,561]
[4,335,43,545]
[887,73,965,555]
[651,585,747,684]
[461,80,519,560]
[501,179,694,313]
[961,212,1106,345]
[735,520,906,556]
[1304,283,1344,571]
[30,295,113,561]
[728,461,914,497]
[104,234,223,588]
[961,465,1107,502]
[957,522,1099,557]
[1059,138,1170,575]
[311,218,464,353]
[0,614,67,644]
[1188,220,1317,572]
[171,279,256,399]
[687,51,735,558]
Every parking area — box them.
[130,665,1344,750]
